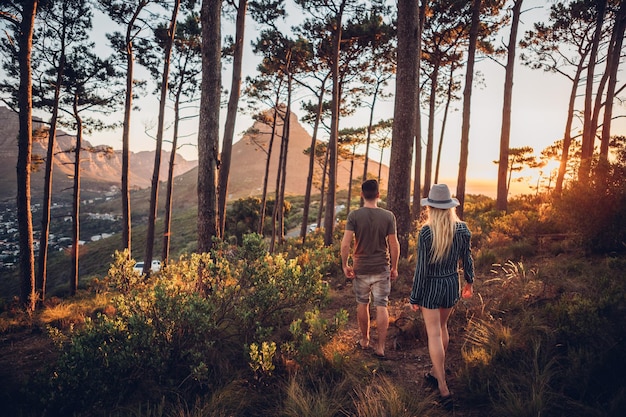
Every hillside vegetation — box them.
[1,187,625,416]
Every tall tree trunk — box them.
[258,106,280,235]
[323,4,345,246]
[162,86,183,265]
[411,1,425,222]
[579,0,607,181]
[316,145,330,228]
[17,0,38,310]
[555,63,585,195]
[361,81,380,207]
[70,96,82,296]
[600,0,626,161]
[435,66,455,184]
[347,151,354,216]
[37,51,65,302]
[496,0,522,211]
[300,80,326,241]
[218,0,248,236]
[197,0,222,252]
[278,94,291,245]
[389,0,419,257]
[424,61,439,198]
[378,148,384,185]
[270,109,289,253]
[456,0,481,220]
[145,0,179,274]
[121,3,145,257]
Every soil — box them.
[0,327,58,414]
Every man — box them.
[341,179,400,358]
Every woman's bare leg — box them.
[421,307,451,397]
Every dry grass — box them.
[38,291,113,329]
[351,374,441,417]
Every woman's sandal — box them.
[438,393,454,411]
[424,372,438,387]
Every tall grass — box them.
[351,374,439,417]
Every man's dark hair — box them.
[362,179,379,200]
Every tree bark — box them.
[218,0,248,236]
[197,0,222,252]
[121,2,146,258]
[435,66,455,184]
[16,0,38,310]
[456,0,481,220]
[70,95,82,296]
[323,3,345,246]
[424,61,439,198]
[258,105,280,235]
[579,0,607,181]
[162,84,183,265]
[554,64,584,195]
[300,79,326,242]
[411,1,425,222]
[496,0,522,211]
[316,145,330,228]
[144,0,179,275]
[270,107,289,253]
[37,50,65,302]
[388,0,419,257]
[599,1,626,161]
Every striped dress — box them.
[409,222,474,309]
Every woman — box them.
[409,184,474,410]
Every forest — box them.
[1,0,626,416]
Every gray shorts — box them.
[352,268,391,307]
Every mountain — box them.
[0,106,198,204]
[227,110,388,199]
[166,111,389,209]
[0,106,388,208]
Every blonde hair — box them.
[424,206,460,263]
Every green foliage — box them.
[104,249,143,294]
[282,308,349,363]
[248,341,277,377]
[552,142,626,254]
[473,248,498,270]
[39,234,333,414]
[461,257,626,415]
[225,197,262,243]
[225,197,293,243]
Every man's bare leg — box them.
[374,305,389,356]
[356,303,370,348]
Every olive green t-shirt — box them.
[345,207,397,274]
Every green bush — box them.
[40,234,334,414]
[553,155,626,254]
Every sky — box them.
[31,1,626,197]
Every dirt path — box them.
[328,275,486,416]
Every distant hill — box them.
[0,106,198,204]
[162,111,390,212]
[227,110,389,199]
[0,106,389,209]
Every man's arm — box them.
[388,233,400,280]
[341,230,355,279]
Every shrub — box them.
[40,234,334,414]
[553,161,626,254]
